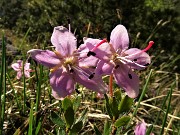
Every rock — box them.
[0,37,21,65]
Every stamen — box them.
[125,41,155,58]
[142,41,154,52]
[73,66,91,78]
[88,73,95,79]
[87,39,107,57]
[117,56,146,68]
[54,51,63,58]
[91,39,107,51]
[128,73,132,79]
[87,51,96,57]
[67,64,74,73]
[115,65,119,69]
[67,18,71,32]
[50,63,62,73]
[75,89,81,94]
[144,63,150,66]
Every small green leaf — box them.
[62,97,73,111]
[103,120,110,135]
[70,121,83,133]
[51,111,65,127]
[64,107,74,128]
[109,97,119,118]
[104,94,113,119]
[118,95,133,113]
[114,90,121,102]
[114,116,130,127]
[76,108,88,123]
[73,95,81,111]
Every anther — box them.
[75,89,81,94]
[144,63,150,66]
[89,73,95,79]
[115,65,119,69]
[87,51,96,57]
[70,69,74,73]
[133,59,137,61]
[128,73,132,79]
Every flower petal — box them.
[28,49,60,68]
[50,69,75,99]
[17,71,22,79]
[134,121,146,135]
[11,63,21,71]
[74,66,107,94]
[79,56,99,68]
[51,26,77,56]
[84,38,111,62]
[95,60,114,75]
[11,60,22,71]
[113,63,139,98]
[24,63,30,70]
[24,71,30,78]
[110,25,129,51]
[78,41,99,68]
[124,48,151,70]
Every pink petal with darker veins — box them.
[124,48,151,70]
[51,26,77,56]
[110,24,129,51]
[74,67,107,94]
[49,69,75,99]
[28,49,60,68]
[113,63,139,98]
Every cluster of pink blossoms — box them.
[12,24,154,100]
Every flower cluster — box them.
[11,60,32,79]
[27,24,154,99]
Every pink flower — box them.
[85,25,154,98]
[28,26,107,99]
[134,120,147,135]
[11,60,32,79]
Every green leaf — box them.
[76,108,88,123]
[103,120,110,135]
[62,98,73,111]
[70,121,83,134]
[73,95,81,112]
[109,97,119,118]
[64,107,74,128]
[114,90,121,102]
[104,94,113,119]
[114,116,130,127]
[51,111,65,127]
[118,95,133,113]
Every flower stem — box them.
[109,74,113,97]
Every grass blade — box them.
[0,33,6,135]
[159,83,174,134]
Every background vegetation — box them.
[0,0,180,134]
